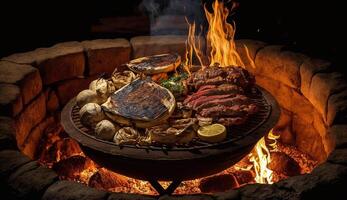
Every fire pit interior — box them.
[0,1,346,200]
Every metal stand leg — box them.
[148,180,182,196]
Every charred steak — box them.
[187,66,255,90]
[102,78,175,127]
[184,66,257,126]
[126,53,181,75]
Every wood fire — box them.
[37,122,317,195]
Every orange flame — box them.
[185,0,245,72]
[249,130,280,184]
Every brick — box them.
[255,45,307,89]
[44,88,60,113]
[42,180,108,200]
[21,116,55,159]
[15,93,46,149]
[327,90,347,126]
[0,61,42,105]
[82,39,131,76]
[56,76,96,105]
[235,39,266,74]
[309,72,347,122]
[0,84,22,117]
[130,35,187,59]
[300,58,331,99]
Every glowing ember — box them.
[37,123,316,195]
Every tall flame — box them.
[185,0,245,72]
[249,130,280,184]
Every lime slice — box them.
[198,124,227,143]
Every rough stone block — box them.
[240,184,295,200]
[0,118,16,150]
[256,75,315,124]
[15,93,46,148]
[212,190,240,200]
[0,84,22,117]
[130,35,187,59]
[255,45,307,89]
[235,39,266,74]
[44,88,60,113]
[82,39,131,76]
[292,115,327,162]
[56,76,97,105]
[107,193,156,200]
[42,180,108,200]
[0,150,31,179]
[274,108,295,145]
[21,116,55,159]
[300,58,331,99]
[329,125,347,148]
[0,61,42,105]
[158,194,213,200]
[309,72,347,122]
[327,90,347,126]
[328,149,347,165]
[7,161,58,200]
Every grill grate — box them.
[70,86,271,152]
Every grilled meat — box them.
[187,66,255,90]
[102,78,175,128]
[195,95,249,112]
[183,84,243,105]
[126,53,181,74]
[186,94,233,109]
[199,104,258,117]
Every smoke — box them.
[139,0,204,35]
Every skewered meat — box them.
[102,78,175,128]
[187,66,255,90]
[126,53,181,74]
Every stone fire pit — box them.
[1,35,347,200]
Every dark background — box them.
[0,0,344,73]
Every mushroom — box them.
[89,78,116,101]
[76,89,103,108]
[95,120,120,141]
[79,103,105,128]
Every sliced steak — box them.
[186,94,232,109]
[184,84,243,105]
[195,95,249,112]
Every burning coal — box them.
[37,122,316,195]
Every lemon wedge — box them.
[197,124,227,143]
